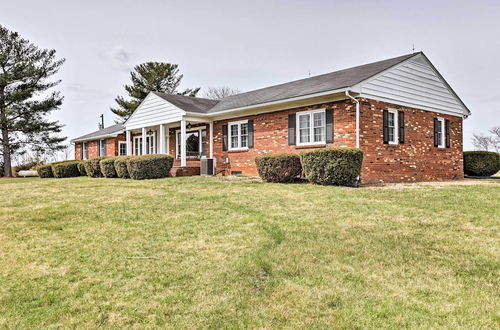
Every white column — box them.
[209,121,214,159]
[159,124,165,154]
[165,125,170,155]
[126,130,132,156]
[180,119,187,167]
[142,127,147,155]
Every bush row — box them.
[38,154,174,180]
[255,147,364,187]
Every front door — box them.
[176,128,206,159]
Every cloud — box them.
[107,46,134,72]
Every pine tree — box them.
[111,62,200,121]
[0,25,66,177]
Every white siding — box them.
[124,93,184,130]
[358,53,468,117]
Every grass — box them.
[0,176,498,329]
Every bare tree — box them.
[202,86,240,100]
[489,126,500,152]
[472,133,494,151]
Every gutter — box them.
[345,91,360,148]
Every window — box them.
[228,120,249,150]
[99,139,106,156]
[436,117,445,148]
[387,110,398,144]
[176,127,207,159]
[119,141,127,156]
[82,142,88,160]
[296,109,326,145]
[134,136,143,155]
[146,134,155,154]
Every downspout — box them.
[345,91,360,148]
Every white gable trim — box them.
[124,92,186,130]
[352,53,470,117]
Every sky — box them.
[1,0,499,151]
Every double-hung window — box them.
[387,109,398,144]
[99,139,106,156]
[436,117,445,148]
[118,141,127,156]
[297,109,326,145]
[228,120,248,150]
[134,136,143,155]
[82,142,88,160]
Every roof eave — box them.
[70,132,124,143]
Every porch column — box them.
[209,121,214,159]
[159,124,165,154]
[180,119,187,167]
[142,127,147,155]
[126,130,132,156]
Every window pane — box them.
[231,136,238,148]
[388,112,395,142]
[388,112,395,128]
[240,123,248,147]
[314,127,325,142]
[313,112,325,142]
[230,124,238,136]
[313,112,325,128]
[299,114,310,129]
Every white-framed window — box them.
[228,120,249,150]
[436,117,445,148]
[176,127,207,159]
[118,141,127,156]
[134,136,143,155]
[296,109,326,145]
[82,142,88,160]
[387,109,398,144]
[99,139,106,156]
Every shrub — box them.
[15,161,43,172]
[126,154,174,180]
[52,161,81,178]
[77,162,87,176]
[100,157,118,178]
[37,164,54,178]
[84,157,107,178]
[463,151,500,177]
[114,156,131,179]
[255,154,302,183]
[300,147,363,186]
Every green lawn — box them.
[0,177,498,329]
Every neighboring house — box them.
[72,52,470,183]
[72,124,125,160]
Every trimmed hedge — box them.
[37,164,54,178]
[463,151,500,177]
[255,154,302,183]
[84,157,107,178]
[126,154,174,180]
[77,162,87,176]
[114,156,131,178]
[300,147,363,186]
[52,161,81,178]
[100,157,118,178]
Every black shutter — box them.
[247,120,254,148]
[383,110,389,144]
[398,111,405,144]
[434,118,439,147]
[288,114,296,145]
[445,119,450,148]
[222,125,228,151]
[80,143,83,160]
[326,109,333,143]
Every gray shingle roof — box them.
[152,92,219,114]
[148,53,417,114]
[71,123,124,142]
[208,53,417,112]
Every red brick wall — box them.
[74,135,123,160]
[359,99,464,183]
[211,98,464,183]
[213,100,356,176]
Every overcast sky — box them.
[2,0,499,150]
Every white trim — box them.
[209,121,214,159]
[436,117,445,148]
[228,120,249,151]
[133,136,142,156]
[126,130,132,156]
[118,141,127,156]
[71,132,123,143]
[296,109,326,146]
[387,109,399,145]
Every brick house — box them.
[72,52,470,183]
